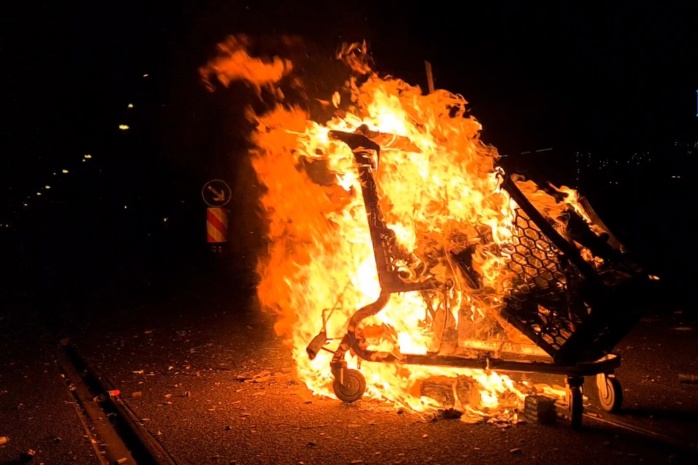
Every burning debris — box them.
[201,35,654,425]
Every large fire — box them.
[199,35,606,419]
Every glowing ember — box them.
[199,35,605,418]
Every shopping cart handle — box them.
[328,130,381,169]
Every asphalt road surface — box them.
[1,261,697,465]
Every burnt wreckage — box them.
[305,127,654,428]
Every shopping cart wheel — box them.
[596,374,623,413]
[333,369,366,403]
[569,386,583,429]
[566,376,584,429]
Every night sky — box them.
[3,2,697,178]
[1,1,697,289]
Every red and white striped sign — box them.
[206,207,228,243]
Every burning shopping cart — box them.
[305,127,655,428]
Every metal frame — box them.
[306,128,644,427]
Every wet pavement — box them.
[1,259,697,465]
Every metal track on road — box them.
[584,410,698,454]
[57,339,180,465]
[56,341,136,465]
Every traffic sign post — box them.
[206,207,228,252]
[202,180,231,253]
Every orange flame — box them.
[201,36,580,416]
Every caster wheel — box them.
[333,369,366,403]
[569,385,584,429]
[597,374,623,413]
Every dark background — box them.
[1,1,696,313]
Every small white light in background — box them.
[36,192,42,196]
[163,217,168,223]
[62,169,69,174]
[84,154,92,159]
[128,103,134,108]
[119,124,130,130]
[124,205,128,209]
[45,185,51,189]
[143,73,149,77]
